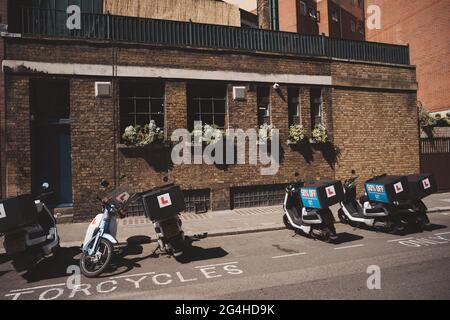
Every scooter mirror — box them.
[100,180,110,188]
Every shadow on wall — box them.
[119,142,174,173]
[289,141,341,169]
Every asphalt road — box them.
[1,213,450,300]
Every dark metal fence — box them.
[420,138,450,191]
[20,7,410,65]
[420,138,450,154]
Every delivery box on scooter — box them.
[365,175,409,204]
[141,185,186,221]
[300,180,344,209]
[406,173,437,200]
[0,194,38,233]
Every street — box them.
[1,212,450,300]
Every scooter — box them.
[283,182,338,242]
[139,184,186,259]
[80,180,129,278]
[3,183,60,276]
[338,175,428,234]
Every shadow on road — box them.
[333,232,364,245]
[174,235,228,264]
[0,253,12,266]
[101,234,228,277]
[424,224,448,232]
[21,247,81,283]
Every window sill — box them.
[117,141,171,150]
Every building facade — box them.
[1,0,419,221]
[275,0,365,40]
[365,0,450,112]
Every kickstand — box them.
[151,245,161,256]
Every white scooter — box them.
[283,182,338,242]
[3,183,60,276]
[80,180,130,278]
[338,175,407,234]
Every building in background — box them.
[261,0,365,40]
[365,0,449,113]
[317,0,365,40]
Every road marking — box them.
[435,231,450,236]
[109,272,156,280]
[194,261,239,269]
[10,283,66,293]
[387,237,414,243]
[334,244,365,250]
[272,252,307,259]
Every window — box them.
[257,86,271,126]
[350,20,356,32]
[308,7,318,20]
[187,83,227,129]
[288,87,300,126]
[358,0,364,9]
[299,1,307,16]
[310,88,322,128]
[119,80,165,132]
[357,21,365,34]
[331,9,339,22]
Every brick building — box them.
[1,0,419,221]
[365,0,450,112]
[273,0,366,40]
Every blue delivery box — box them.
[300,180,344,209]
[365,175,409,204]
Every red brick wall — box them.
[366,0,450,112]
[279,0,298,32]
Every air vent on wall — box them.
[233,86,247,101]
[95,82,112,98]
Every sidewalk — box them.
[2,193,450,250]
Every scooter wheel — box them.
[283,215,294,230]
[80,238,114,278]
[338,209,349,225]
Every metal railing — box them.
[420,137,450,154]
[20,7,410,65]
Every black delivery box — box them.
[365,175,409,204]
[406,174,437,200]
[300,180,344,209]
[0,194,38,233]
[141,185,186,221]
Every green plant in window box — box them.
[419,107,436,129]
[122,120,164,147]
[311,124,328,144]
[288,125,308,144]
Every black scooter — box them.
[2,183,60,276]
